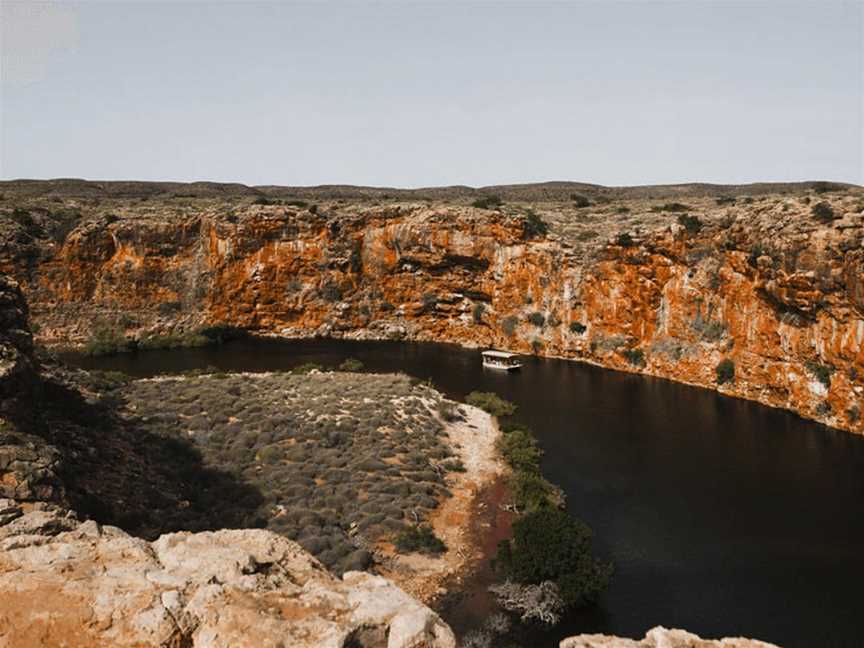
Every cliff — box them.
[1,181,861,433]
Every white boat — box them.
[481,350,522,371]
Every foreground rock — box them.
[561,627,780,648]
[0,507,455,648]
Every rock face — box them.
[560,627,780,648]
[0,507,456,648]
[1,185,862,435]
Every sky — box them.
[1,1,862,188]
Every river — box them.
[63,338,864,648]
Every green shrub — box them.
[85,326,134,356]
[811,202,836,224]
[570,194,591,208]
[339,358,364,372]
[615,232,634,247]
[569,322,586,334]
[622,348,645,367]
[502,315,519,337]
[522,210,549,238]
[466,391,516,417]
[716,358,735,384]
[847,405,860,423]
[321,282,343,302]
[497,508,612,609]
[421,292,437,313]
[291,362,324,375]
[497,427,542,473]
[716,196,736,206]
[659,202,691,212]
[805,361,833,388]
[394,524,446,554]
[527,312,545,327]
[197,324,247,344]
[676,213,702,234]
[472,195,503,209]
[473,303,486,324]
[816,401,832,416]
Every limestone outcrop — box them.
[560,626,780,648]
[0,506,456,648]
[3,184,860,433]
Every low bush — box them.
[522,210,549,238]
[615,232,634,247]
[338,358,364,372]
[716,358,735,385]
[502,315,519,337]
[805,361,833,388]
[394,524,446,554]
[527,311,545,327]
[85,326,134,356]
[569,322,587,334]
[811,202,836,224]
[676,213,703,234]
[622,348,645,367]
[472,195,503,209]
[473,303,486,324]
[466,391,516,417]
[570,194,591,208]
[291,362,324,375]
[716,196,736,206]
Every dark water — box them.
[63,339,864,648]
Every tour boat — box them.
[481,350,522,371]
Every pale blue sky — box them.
[1,1,861,187]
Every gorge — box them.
[1,179,863,647]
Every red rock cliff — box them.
[1,190,862,434]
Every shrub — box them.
[847,405,860,423]
[421,292,437,313]
[570,194,590,208]
[805,361,833,388]
[502,315,519,337]
[291,362,324,375]
[716,358,735,385]
[569,322,587,334]
[716,196,736,206]
[472,195,503,209]
[472,303,486,324]
[496,508,612,609]
[321,282,343,302]
[660,202,691,212]
[437,400,463,422]
[380,301,395,312]
[615,232,634,247]
[497,427,542,473]
[813,181,841,194]
[622,348,645,367]
[338,358,364,372]
[511,470,560,512]
[527,312,545,327]
[816,401,832,417]
[522,210,549,238]
[394,524,446,554]
[677,213,703,234]
[252,196,277,206]
[465,391,516,417]
[811,202,836,224]
[85,326,134,356]
[615,206,630,214]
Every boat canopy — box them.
[482,350,519,359]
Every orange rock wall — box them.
[7,204,863,434]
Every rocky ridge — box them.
[1,183,861,433]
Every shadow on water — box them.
[63,339,864,648]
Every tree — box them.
[497,508,612,609]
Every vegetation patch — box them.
[394,524,446,555]
[805,361,833,388]
[716,358,735,384]
[466,391,517,417]
[119,371,462,573]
